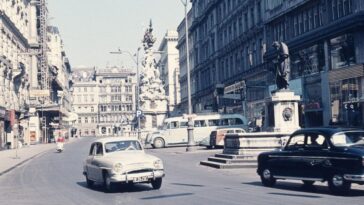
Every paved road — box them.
[0,137,363,205]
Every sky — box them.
[48,0,189,69]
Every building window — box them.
[78,117,81,124]
[85,117,88,123]
[84,87,87,92]
[91,107,94,112]
[330,34,356,69]
[330,78,362,126]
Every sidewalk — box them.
[0,138,79,177]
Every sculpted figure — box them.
[272,41,290,90]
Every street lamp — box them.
[110,48,141,140]
[180,0,195,152]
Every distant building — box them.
[158,30,181,116]
[72,67,137,137]
[176,9,195,115]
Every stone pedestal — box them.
[264,90,300,133]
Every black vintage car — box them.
[257,127,364,195]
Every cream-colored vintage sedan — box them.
[83,137,165,191]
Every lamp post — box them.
[110,48,141,140]
[180,0,195,152]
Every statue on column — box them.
[271,41,290,90]
[142,20,156,51]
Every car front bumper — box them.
[344,174,364,182]
[110,170,165,183]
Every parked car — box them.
[257,127,364,195]
[83,137,165,192]
[209,128,246,149]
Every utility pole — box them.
[181,0,195,152]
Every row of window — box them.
[99,104,133,112]
[166,118,244,129]
[75,86,132,94]
[78,116,98,124]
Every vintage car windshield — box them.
[331,131,364,147]
[104,140,142,153]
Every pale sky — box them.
[48,0,189,70]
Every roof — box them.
[292,127,363,136]
[93,137,139,144]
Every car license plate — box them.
[133,176,148,183]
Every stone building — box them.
[0,0,36,148]
[187,0,267,118]
[157,30,181,116]
[264,0,364,127]
[176,9,195,114]
[182,0,364,127]
[71,67,98,137]
[72,67,137,137]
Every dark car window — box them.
[306,133,327,149]
[286,134,305,150]
[95,143,103,155]
[89,143,95,156]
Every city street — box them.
[0,137,363,205]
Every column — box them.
[321,40,331,126]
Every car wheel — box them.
[153,138,165,149]
[151,178,162,189]
[85,174,94,187]
[260,168,276,187]
[302,180,315,187]
[103,172,115,192]
[328,174,351,195]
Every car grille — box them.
[127,169,153,174]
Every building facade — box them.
[71,67,98,137]
[157,30,181,116]
[72,67,137,137]
[0,0,36,148]
[177,9,195,114]
[264,0,364,127]
[188,0,268,118]
[183,0,364,128]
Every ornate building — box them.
[72,67,137,137]
[0,0,35,148]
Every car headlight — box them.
[153,160,163,169]
[113,163,123,173]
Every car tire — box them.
[328,174,351,195]
[302,180,315,187]
[85,174,94,187]
[103,172,115,192]
[151,178,162,189]
[153,138,165,149]
[260,167,276,187]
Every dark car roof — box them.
[291,127,363,136]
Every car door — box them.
[270,134,306,177]
[86,143,96,180]
[301,133,329,180]
[92,142,105,182]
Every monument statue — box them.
[271,41,290,90]
[142,20,156,51]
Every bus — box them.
[145,113,248,148]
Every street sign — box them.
[136,110,142,117]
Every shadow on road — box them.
[140,193,194,200]
[171,182,205,187]
[76,181,155,193]
[243,181,364,197]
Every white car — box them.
[83,137,165,191]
